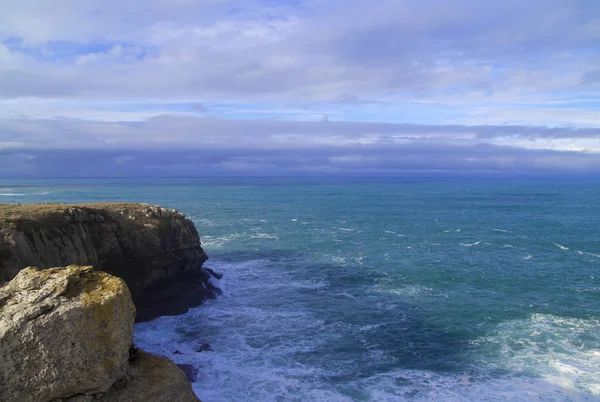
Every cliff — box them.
[0,266,200,402]
[0,203,221,322]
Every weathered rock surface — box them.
[61,351,200,402]
[0,203,221,321]
[0,266,135,402]
[0,266,200,402]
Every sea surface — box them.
[1,177,599,401]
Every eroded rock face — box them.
[0,266,136,402]
[0,203,220,321]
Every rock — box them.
[0,266,200,402]
[0,203,220,321]
[61,351,200,402]
[195,343,213,352]
[205,267,223,280]
[176,364,199,383]
[133,267,222,323]
[0,266,136,402]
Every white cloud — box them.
[0,0,599,176]
[0,0,598,103]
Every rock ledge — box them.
[0,202,221,322]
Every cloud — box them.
[0,115,599,176]
[0,1,598,177]
[0,0,598,102]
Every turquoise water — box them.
[2,178,600,401]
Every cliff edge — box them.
[0,203,221,322]
[0,266,200,402]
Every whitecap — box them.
[523,255,533,260]
[384,230,407,237]
[0,193,25,196]
[579,251,600,258]
[201,233,245,248]
[383,285,437,298]
[554,243,569,251]
[471,313,600,400]
[250,233,279,240]
[492,228,510,233]
[460,241,482,247]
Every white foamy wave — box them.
[523,255,533,260]
[471,313,600,399]
[0,190,51,196]
[578,251,600,258]
[351,367,600,402]
[460,241,482,247]
[330,256,347,264]
[492,228,510,233]
[250,233,279,240]
[379,284,448,299]
[135,258,600,402]
[554,243,570,250]
[337,227,355,232]
[385,230,407,237]
[291,279,329,290]
[201,233,245,248]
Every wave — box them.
[384,230,407,237]
[461,241,482,247]
[471,313,600,400]
[578,251,600,258]
[385,285,435,298]
[135,257,600,402]
[0,191,51,196]
[554,243,569,251]
[250,233,279,240]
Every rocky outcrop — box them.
[0,266,200,402]
[0,203,221,321]
[62,350,201,402]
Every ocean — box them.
[1,177,599,401]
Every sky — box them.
[1,0,600,177]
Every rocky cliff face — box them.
[0,266,200,402]
[0,203,220,321]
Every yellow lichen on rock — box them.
[0,266,135,402]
